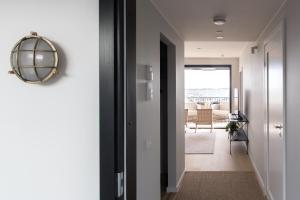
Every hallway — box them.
[169,129,264,200]
[135,0,290,199]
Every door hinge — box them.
[115,172,124,198]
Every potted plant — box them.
[225,121,239,136]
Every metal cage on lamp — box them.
[9,32,59,83]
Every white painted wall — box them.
[0,1,99,200]
[137,0,185,199]
[240,42,266,186]
[185,57,240,111]
[286,0,300,199]
[239,2,286,195]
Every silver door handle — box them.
[274,124,283,129]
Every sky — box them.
[185,69,230,89]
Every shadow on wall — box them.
[244,89,250,116]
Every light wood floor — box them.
[185,129,253,172]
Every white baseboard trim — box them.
[267,189,275,200]
[167,170,185,193]
[249,153,267,197]
[176,170,185,190]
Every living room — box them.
[184,55,252,171]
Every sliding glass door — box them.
[184,66,231,129]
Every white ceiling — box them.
[151,0,286,41]
[185,41,249,58]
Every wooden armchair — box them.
[195,109,213,133]
[184,109,189,133]
[185,109,189,126]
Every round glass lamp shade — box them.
[10,32,58,83]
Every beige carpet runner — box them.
[173,172,266,200]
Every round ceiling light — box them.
[9,32,59,83]
[213,16,226,26]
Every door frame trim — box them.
[263,20,286,200]
[125,0,137,199]
[99,0,117,198]
[100,0,136,199]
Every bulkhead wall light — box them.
[9,32,59,83]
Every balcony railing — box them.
[186,96,229,103]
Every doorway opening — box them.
[184,65,252,172]
[159,34,177,199]
[160,41,169,198]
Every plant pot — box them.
[229,131,238,137]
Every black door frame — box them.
[100,0,136,199]
[184,65,232,112]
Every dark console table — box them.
[228,112,249,155]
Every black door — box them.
[160,41,168,198]
[100,0,136,199]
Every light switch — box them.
[145,65,154,81]
[144,138,152,150]
[146,82,154,100]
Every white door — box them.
[265,23,285,200]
